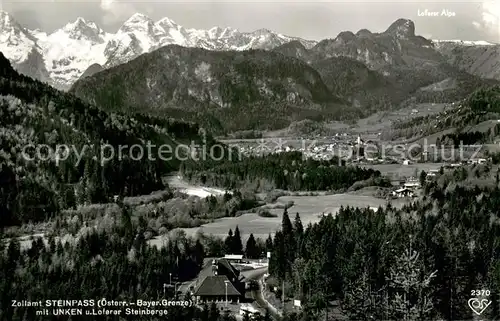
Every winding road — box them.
[242,267,282,320]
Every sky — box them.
[2,0,499,43]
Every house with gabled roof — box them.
[193,275,242,303]
[192,258,246,304]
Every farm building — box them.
[468,158,487,165]
[446,163,462,168]
[392,188,415,198]
[193,275,241,303]
[223,254,244,262]
[240,303,260,317]
[192,258,246,303]
[404,180,420,189]
[426,172,437,181]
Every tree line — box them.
[0,201,278,321]
[181,151,383,191]
[0,52,208,227]
[268,166,500,320]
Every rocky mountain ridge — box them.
[70,45,351,133]
[69,18,500,134]
[0,11,316,90]
[433,40,500,81]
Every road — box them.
[177,261,281,320]
[242,267,282,320]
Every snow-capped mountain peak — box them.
[253,28,273,36]
[119,13,158,33]
[116,12,165,46]
[127,12,151,22]
[64,17,98,31]
[0,11,38,63]
[60,17,105,42]
[0,11,318,89]
[105,13,168,67]
[432,39,497,46]
[207,26,236,39]
[156,17,179,29]
[0,11,22,30]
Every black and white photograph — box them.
[0,0,499,320]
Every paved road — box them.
[177,261,281,320]
[243,267,282,320]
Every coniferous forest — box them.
[0,201,272,321]
[3,43,500,321]
[0,52,209,227]
[268,166,500,321]
[181,151,385,191]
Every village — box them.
[226,134,491,201]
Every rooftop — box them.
[217,258,241,280]
[193,275,241,297]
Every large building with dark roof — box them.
[192,258,246,303]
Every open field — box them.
[363,163,444,179]
[354,103,453,134]
[6,191,409,251]
[163,194,409,242]
[10,176,413,251]
[166,175,229,198]
[3,233,75,251]
[404,128,456,145]
[221,103,453,144]
[466,119,500,133]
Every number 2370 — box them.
[471,290,491,296]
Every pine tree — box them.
[419,170,427,186]
[342,268,384,320]
[281,209,295,274]
[270,230,286,280]
[194,239,205,268]
[387,248,438,320]
[232,226,243,254]
[245,233,258,259]
[224,229,233,254]
[293,213,303,236]
[293,213,303,255]
[265,234,273,252]
[120,204,134,240]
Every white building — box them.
[223,254,244,262]
[240,303,259,316]
[392,188,415,198]
[468,158,487,165]
[404,181,421,189]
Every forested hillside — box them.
[180,151,387,192]
[0,201,274,321]
[69,45,356,133]
[390,86,500,141]
[0,52,207,226]
[268,165,500,320]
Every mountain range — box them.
[1,11,500,134]
[1,11,499,91]
[0,11,316,90]
[69,18,500,133]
